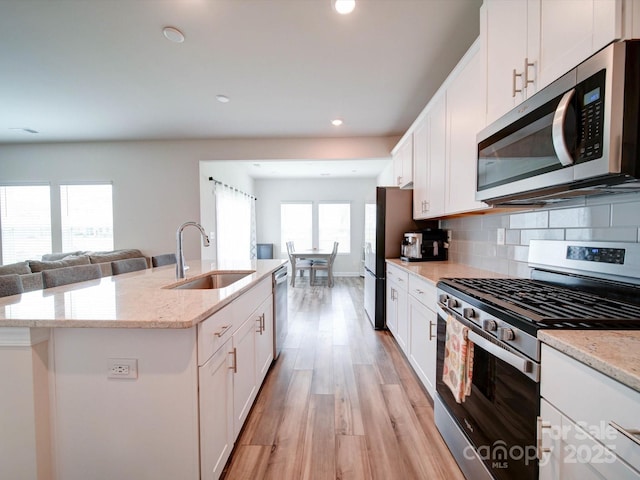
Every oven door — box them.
[435,305,539,480]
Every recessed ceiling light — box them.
[333,0,356,15]
[162,26,185,43]
[9,127,38,134]
[320,173,331,176]
[331,119,343,126]
[216,94,230,103]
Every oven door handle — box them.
[467,330,534,376]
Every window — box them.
[60,184,114,252]
[280,203,312,255]
[0,185,52,264]
[319,202,350,253]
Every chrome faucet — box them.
[176,221,210,279]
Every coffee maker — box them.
[401,229,448,262]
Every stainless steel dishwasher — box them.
[272,265,288,358]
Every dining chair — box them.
[111,257,148,275]
[0,274,24,297]
[151,253,177,267]
[286,241,313,287]
[42,264,103,288]
[311,241,338,287]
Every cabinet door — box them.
[427,94,447,218]
[485,0,529,124]
[232,316,257,438]
[255,295,274,385]
[446,47,488,215]
[395,284,409,353]
[199,338,234,480]
[413,115,429,219]
[538,0,622,90]
[393,135,413,188]
[408,296,437,398]
[386,279,399,336]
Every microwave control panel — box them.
[577,70,605,163]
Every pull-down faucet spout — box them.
[176,221,210,279]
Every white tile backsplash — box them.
[440,192,640,278]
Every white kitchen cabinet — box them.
[255,295,274,385]
[484,0,540,125]
[445,42,489,215]
[538,0,622,91]
[386,263,409,353]
[484,0,625,125]
[199,337,234,480]
[407,290,437,398]
[232,313,259,438]
[412,114,429,219]
[539,344,640,479]
[392,133,413,189]
[413,93,446,220]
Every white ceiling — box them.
[1,0,481,177]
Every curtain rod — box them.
[208,177,257,200]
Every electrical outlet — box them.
[496,228,506,246]
[107,358,138,379]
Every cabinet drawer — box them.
[386,264,408,290]
[232,277,271,322]
[541,344,640,472]
[198,306,235,366]
[408,274,436,308]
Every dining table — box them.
[289,248,333,286]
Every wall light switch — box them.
[107,358,138,379]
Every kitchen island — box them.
[0,259,286,480]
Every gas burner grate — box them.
[442,278,640,328]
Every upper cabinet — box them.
[484,0,625,125]
[392,132,413,189]
[445,43,488,215]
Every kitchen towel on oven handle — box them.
[442,314,474,403]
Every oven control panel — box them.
[566,245,625,264]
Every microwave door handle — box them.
[552,88,576,167]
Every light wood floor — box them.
[221,277,465,480]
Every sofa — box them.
[0,249,148,293]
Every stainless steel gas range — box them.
[434,240,640,480]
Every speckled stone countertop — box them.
[539,330,640,393]
[0,259,286,329]
[386,258,506,284]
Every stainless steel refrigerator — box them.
[363,187,416,329]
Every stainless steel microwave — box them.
[476,40,640,206]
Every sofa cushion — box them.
[21,273,43,292]
[29,255,91,272]
[0,261,32,276]
[88,249,145,264]
[41,251,86,261]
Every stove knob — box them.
[438,294,449,305]
[482,319,497,332]
[447,298,459,309]
[463,308,476,319]
[497,327,515,341]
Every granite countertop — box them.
[539,330,640,393]
[0,259,286,329]
[386,258,506,284]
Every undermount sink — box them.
[170,271,255,290]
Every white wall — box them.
[254,177,377,276]
[0,136,397,262]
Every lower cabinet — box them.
[232,315,258,437]
[256,295,274,385]
[408,295,437,398]
[539,344,640,480]
[199,337,234,480]
[385,262,438,398]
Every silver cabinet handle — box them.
[537,416,552,460]
[429,321,435,341]
[610,421,640,447]
[552,88,576,167]
[214,324,231,337]
[414,289,424,295]
[512,68,523,97]
[524,57,535,88]
[228,348,237,373]
[256,316,263,334]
